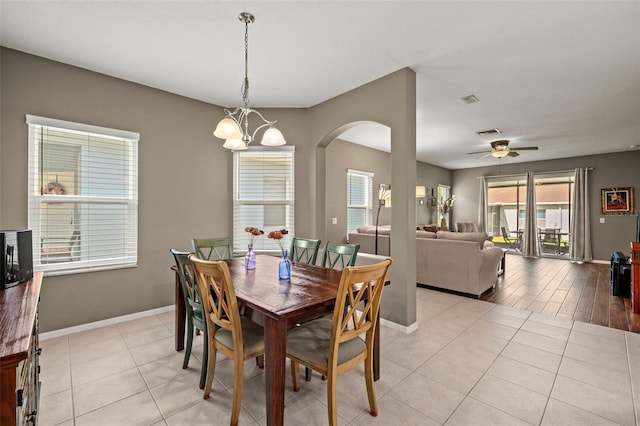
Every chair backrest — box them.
[501,227,511,240]
[456,222,479,233]
[328,259,392,363]
[289,237,321,265]
[542,228,559,242]
[321,242,360,270]
[192,237,232,260]
[170,248,203,313]
[189,255,242,343]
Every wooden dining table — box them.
[173,254,386,426]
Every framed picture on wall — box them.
[601,187,634,214]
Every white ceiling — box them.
[1,1,639,170]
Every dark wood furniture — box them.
[631,242,640,314]
[0,271,43,425]
[173,255,386,426]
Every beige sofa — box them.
[348,227,504,298]
[348,225,391,256]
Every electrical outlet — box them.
[600,217,605,224]
[331,218,338,225]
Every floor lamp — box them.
[375,186,391,255]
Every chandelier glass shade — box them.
[214,12,286,150]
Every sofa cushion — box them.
[356,225,391,235]
[436,230,489,248]
[416,230,437,239]
[456,222,479,233]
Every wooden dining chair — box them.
[191,237,232,260]
[170,248,208,389]
[289,237,322,265]
[286,258,393,426]
[189,255,265,426]
[321,241,360,270]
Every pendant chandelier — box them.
[213,12,286,150]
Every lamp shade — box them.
[214,118,243,140]
[416,186,426,198]
[491,149,510,158]
[222,138,247,150]
[260,127,287,146]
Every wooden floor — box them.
[480,253,640,333]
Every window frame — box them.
[26,115,139,276]
[232,146,295,254]
[346,169,374,234]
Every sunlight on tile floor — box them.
[38,287,640,425]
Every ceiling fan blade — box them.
[508,151,520,157]
[514,146,538,150]
[466,150,491,155]
[476,153,492,159]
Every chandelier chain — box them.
[242,16,250,108]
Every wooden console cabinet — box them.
[632,243,640,314]
[0,272,43,425]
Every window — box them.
[27,115,139,275]
[233,147,294,253]
[347,169,373,234]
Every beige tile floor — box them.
[38,287,640,425]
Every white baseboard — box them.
[40,305,175,341]
[380,317,418,334]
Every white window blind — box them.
[26,115,139,276]
[233,147,295,254]
[347,169,373,234]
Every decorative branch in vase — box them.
[244,226,264,270]
[438,195,455,230]
[268,229,290,279]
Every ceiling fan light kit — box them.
[467,139,539,159]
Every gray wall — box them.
[1,48,419,331]
[417,161,452,226]
[325,139,391,243]
[451,151,640,261]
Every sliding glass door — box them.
[486,172,574,257]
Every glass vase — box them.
[279,249,291,280]
[245,244,256,270]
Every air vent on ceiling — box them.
[476,128,502,136]
[461,94,479,104]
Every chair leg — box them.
[364,357,378,417]
[183,319,194,369]
[230,357,244,426]
[203,340,217,399]
[290,359,301,392]
[327,372,338,426]
[199,326,208,390]
[305,366,312,381]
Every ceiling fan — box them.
[467,139,539,158]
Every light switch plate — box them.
[331,218,338,225]
[600,217,605,223]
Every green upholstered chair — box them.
[501,227,519,251]
[170,248,208,389]
[321,242,360,270]
[289,237,321,265]
[191,237,232,260]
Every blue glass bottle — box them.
[279,249,291,280]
